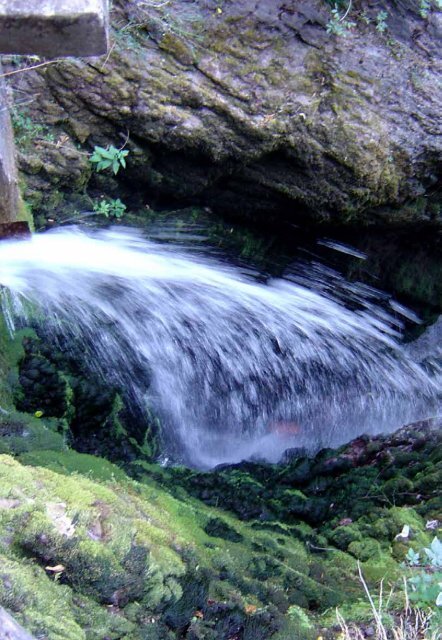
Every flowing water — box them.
[0,227,440,468]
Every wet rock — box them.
[6,0,442,226]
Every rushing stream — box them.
[0,227,440,467]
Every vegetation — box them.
[0,322,440,640]
[89,145,129,175]
[10,107,54,147]
[375,10,389,33]
[326,4,356,37]
[419,0,442,18]
[92,197,127,219]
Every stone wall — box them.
[0,65,19,223]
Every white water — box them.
[0,227,440,468]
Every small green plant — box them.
[402,537,442,611]
[419,0,442,18]
[405,547,421,566]
[419,0,432,16]
[89,145,129,175]
[375,10,388,32]
[10,107,46,145]
[424,536,442,568]
[360,10,371,24]
[408,571,442,608]
[326,4,356,36]
[93,197,127,219]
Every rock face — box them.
[6,0,442,226]
[0,69,19,223]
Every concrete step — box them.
[0,0,109,57]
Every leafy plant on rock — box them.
[419,0,442,18]
[375,10,388,33]
[10,106,51,146]
[326,1,356,36]
[403,537,442,612]
[404,547,420,567]
[424,536,442,568]
[89,145,129,175]
[93,197,127,219]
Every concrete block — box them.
[0,65,19,223]
[0,606,36,640]
[0,0,109,57]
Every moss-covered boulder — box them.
[1,314,441,638]
[5,0,442,226]
[0,413,441,639]
[0,451,331,638]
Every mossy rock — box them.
[328,523,363,551]
[203,517,243,543]
[0,453,341,638]
[18,449,128,483]
[0,553,136,640]
[0,316,35,410]
[0,411,66,456]
[347,538,382,562]
[0,407,439,638]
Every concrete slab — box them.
[0,0,109,57]
[0,65,19,223]
[0,606,36,640]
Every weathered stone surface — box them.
[6,0,442,225]
[0,607,35,640]
[0,0,109,57]
[0,221,31,238]
[0,67,19,223]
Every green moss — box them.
[284,604,316,639]
[19,449,128,483]
[16,193,35,231]
[204,517,243,542]
[0,417,439,638]
[348,538,381,562]
[0,411,66,455]
[0,315,35,410]
[0,553,136,640]
[362,550,401,583]
[323,598,394,629]
[159,32,196,65]
[328,524,363,550]
[0,451,355,636]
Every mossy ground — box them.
[0,417,440,638]
[0,317,441,638]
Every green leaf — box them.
[100,148,117,160]
[98,159,113,170]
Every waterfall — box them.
[0,227,439,468]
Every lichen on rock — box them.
[4,0,442,227]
